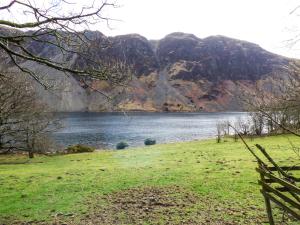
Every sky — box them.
[96,0,300,58]
[1,0,300,58]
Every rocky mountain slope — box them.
[0,31,291,112]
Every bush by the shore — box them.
[66,144,95,154]
[144,138,156,146]
[116,142,129,150]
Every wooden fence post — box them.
[259,163,275,225]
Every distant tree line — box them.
[216,61,300,141]
[216,109,300,142]
[245,62,300,137]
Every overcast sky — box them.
[1,0,300,58]
[96,0,300,58]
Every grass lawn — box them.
[0,135,299,224]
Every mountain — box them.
[0,30,291,112]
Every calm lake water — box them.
[53,112,247,149]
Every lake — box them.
[53,112,247,149]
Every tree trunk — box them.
[28,151,34,158]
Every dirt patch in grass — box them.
[7,186,267,225]
[57,186,265,225]
[83,186,202,225]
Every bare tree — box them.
[0,0,130,91]
[216,121,230,143]
[216,122,222,143]
[234,117,251,135]
[18,103,61,158]
[238,61,300,137]
[249,112,264,135]
[0,73,60,157]
[0,74,35,152]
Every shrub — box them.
[66,144,95,154]
[116,142,129,150]
[144,138,156,146]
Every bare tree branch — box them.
[0,0,131,91]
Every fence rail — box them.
[257,164,300,224]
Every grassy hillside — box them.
[0,135,299,224]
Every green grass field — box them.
[0,135,299,224]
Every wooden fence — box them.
[255,145,300,225]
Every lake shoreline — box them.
[54,111,248,149]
